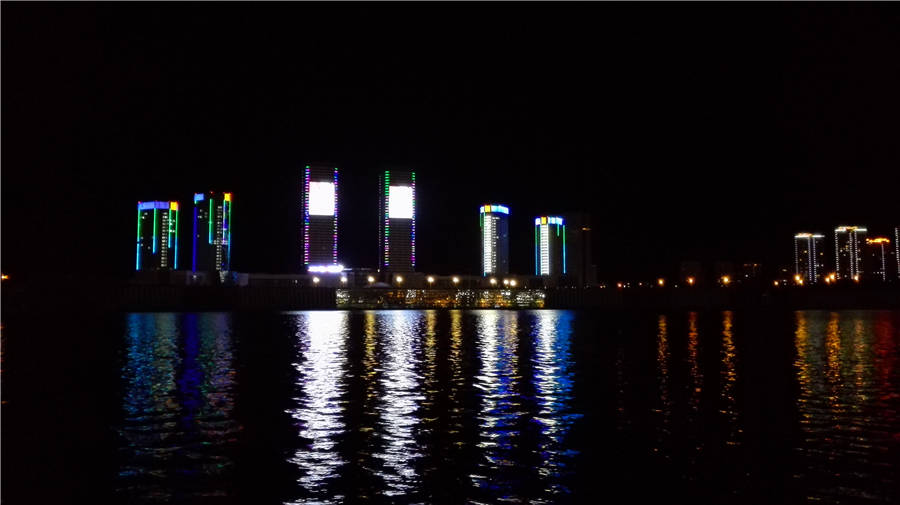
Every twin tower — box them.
[304,166,416,274]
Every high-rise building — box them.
[192,192,232,272]
[794,233,825,284]
[136,201,179,270]
[834,226,867,280]
[302,166,339,270]
[896,227,900,281]
[562,211,597,287]
[480,204,509,276]
[378,170,416,273]
[535,216,565,276]
[865,238,894,282]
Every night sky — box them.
[4,5,899,282]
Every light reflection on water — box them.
[720,311,740,444]
[372,311,425,497]
[531,310,580,497]
[472,311,523,497]
[104,309,900,504]
[286,311,349,504]
[118,312,240,501]
[794,311,900,504]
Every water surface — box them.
[3,309,898,504]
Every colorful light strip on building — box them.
[172,202,179,270]
[383,171,390,267]
[136,203,142,270]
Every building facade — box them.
[865,238,895,282]
[794,233,825,284]
[535,216,565,276]
[303,166,339,270]
[136,201,179,270]
[835,226,867,280]
[193,192,232,271]
[480,204,509,276]
[378,170,416,273]
[562,211,597,287]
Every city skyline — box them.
[4,6,898,281]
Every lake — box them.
[2,309,898,504]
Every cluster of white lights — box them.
[483,214,494,275]
[308,264,344,273]
[540,224,550,275]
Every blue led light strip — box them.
[136,206,142,270]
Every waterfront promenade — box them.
[3,282,897,313]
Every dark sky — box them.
[4,5,899,281]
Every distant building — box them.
[136,201,179,270]
[535,216,565,276]
[865,238,894,282]
[740,263,763,280]
[379,170,416,273]
[480,204,509,276]
[562,212,597,287]
[794,233,825,284]
[192,192,232,272]
[302,166,339,270]
[834,226,867,280]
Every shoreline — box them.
[3,284,898,313]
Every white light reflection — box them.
[532,310,581,496]
[287,311,349,504]
[472,311,522,497]
[373,311,424,496]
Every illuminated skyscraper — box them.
[302,166,339,270]
[136,201,179,270]
[535,216,566,276]
[480,204,509,276]
[896,227,900,280]
[865,238,894,282]
[794,233,825,284]
[192,192,232,272]
[378,170,415,273]
[834,226,867,280]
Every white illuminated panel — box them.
[540,224,550,275]
[308,182,335,216]
[483,215,494,275]
[389,186,413,219]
